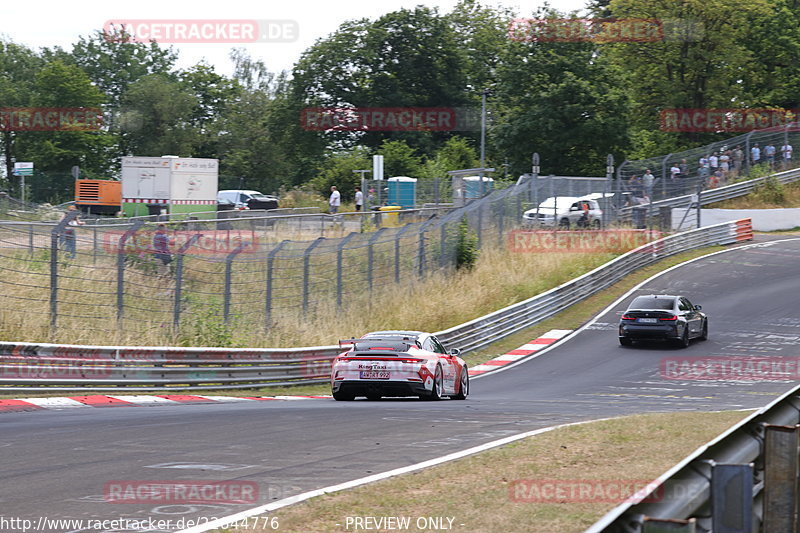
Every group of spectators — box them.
[625,140,794,205]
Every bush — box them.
[752,176,785,204]
[454,218,479,270]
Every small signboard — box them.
[13,162,33,176]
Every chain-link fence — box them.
[617,122,800,204]
[0,180,557,341]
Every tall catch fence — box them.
[0,179,560,339]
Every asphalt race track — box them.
[3,237,800,532]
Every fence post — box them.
[605,154,614,228]
[50,211,78,330]
[173,233,202,328]
[303,237,325,312]
[28,223,33,254]
[439,221,448,268]
[497,197,505,244]
[336,232,357,307]
[115,220,144,324]
[476,202,483,249]
[661,153,672,198]
[367,228,387,292]
[395,224,413,283]
[417,218,435,278]
[762,425,799,533]
[223,243,247,324]
[265,240,289,328]
[92,226,98,265]
[745,130,755,173]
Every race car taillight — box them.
[659,315,677,321]
[401,358,424,363]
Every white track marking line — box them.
[175,417,617,533]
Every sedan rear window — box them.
[629,296,675,310]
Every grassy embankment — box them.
[226,410,752,533]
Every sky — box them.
[0,0,589,76]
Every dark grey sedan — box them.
[618,294,708,348]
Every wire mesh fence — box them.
[0,179,562,341]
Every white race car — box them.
[330,330,469,401]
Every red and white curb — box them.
[0,394,331,413]
[468,329,572,376]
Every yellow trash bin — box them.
[379,205,402,227]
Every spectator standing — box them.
[781,143,793,168]
[152,223,174,276]
[669,163,680,195]
[751,144,761,166]
[354,187,363,211]
[764,144,776,169]
[679,158,689,178]
[699,155,710,182]
[59,205,85,259]
[642,169,655,198]
[328,186,341,214]
[709,152,719,174]
[719,151,730,174]
[732,146,744,174]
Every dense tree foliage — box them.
[1,0,798,201]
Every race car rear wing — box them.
[338,338,419,353]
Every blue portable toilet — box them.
[463,175,494,199]
[387,176,417,208]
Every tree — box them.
[418,136,479,179]
[119,74,198,156]
[309,146,372,199]
[71,28,177,109]
[492,9,631,176]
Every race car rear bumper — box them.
[332,380,429,398]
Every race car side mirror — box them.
[449,349,461,357]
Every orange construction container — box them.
[75,179,121,215]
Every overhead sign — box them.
[13,162,33,176]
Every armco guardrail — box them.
[586,381,800,532]
[0,219,753,392]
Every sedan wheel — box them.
[677,328,690,348]
[700,321,708,341]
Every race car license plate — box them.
[638,318,658,323]
[360,371,390,379]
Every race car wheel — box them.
[333,391,355,401]
[700,321,708,341]
[452,367,469,400]
[423,365,444,401]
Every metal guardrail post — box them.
[395,224,412,283]
[116,220,144,323]
[173,233,202,328]
[50,210,78,330]
[265,240,289,328]
[367,228,387,292]
[762,425,799,533]
[223,243,247,324]
[711,463,753,533]
[336,232,357,307]
[302,237,325,312]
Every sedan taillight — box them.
[659,315,678,321]
[621,314,635,320]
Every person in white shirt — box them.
[751,144,761,165]
[329,186,341,214]
[781,144,793,168]
[354,187,364,211]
